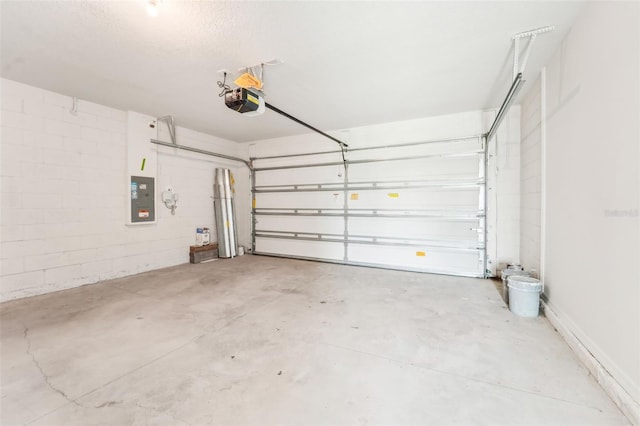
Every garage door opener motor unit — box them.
[218,66,347,150]
[224,88,262,114]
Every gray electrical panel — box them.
[130,176,155,223]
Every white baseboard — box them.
[542,300,640,425]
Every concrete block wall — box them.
[495,107,521,270]
[484,107,521,275]
[0,78,250,302]
[519,77,542,276]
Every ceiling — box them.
[1,1,585,143]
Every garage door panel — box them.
[347,244,482,275]
[256,215,344,235]
[348,217,481,241]
[348,157,480,182]
[256,165,343,186]
[253,152,341,170]
[255,238,344,261]
[347,188,480,210]
[255,192,343,210]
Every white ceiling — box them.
[1,1,585,143]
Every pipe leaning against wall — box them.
[214,168,238,258]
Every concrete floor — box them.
[0,256,629,426]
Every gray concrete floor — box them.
[0,255,629,425]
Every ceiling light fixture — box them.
[147,0,160,17]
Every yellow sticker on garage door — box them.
[350,193,359,200]
[388,193,399,198]
[416,251,426,257]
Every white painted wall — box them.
[520,1,639,407]
[0,78,250,302]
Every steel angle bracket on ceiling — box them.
[156,115,176,145]
[486,25,555,142]
[511,25,555,81]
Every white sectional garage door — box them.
[251,136,486,277]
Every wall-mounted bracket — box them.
[157,115,176,145]
[162,186,179,215]
[512,26,555,80]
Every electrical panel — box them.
[130,176,155,223]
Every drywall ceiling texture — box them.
[1,1,584,143]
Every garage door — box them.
[252,135,486,277]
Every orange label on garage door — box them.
[416,251,426,257]
[388,193,399,198]
[350,193,359,200]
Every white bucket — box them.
[507,276,542,317]
[500,269,531,305]
[237,246,245,256]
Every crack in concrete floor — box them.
[23,326,81,408]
